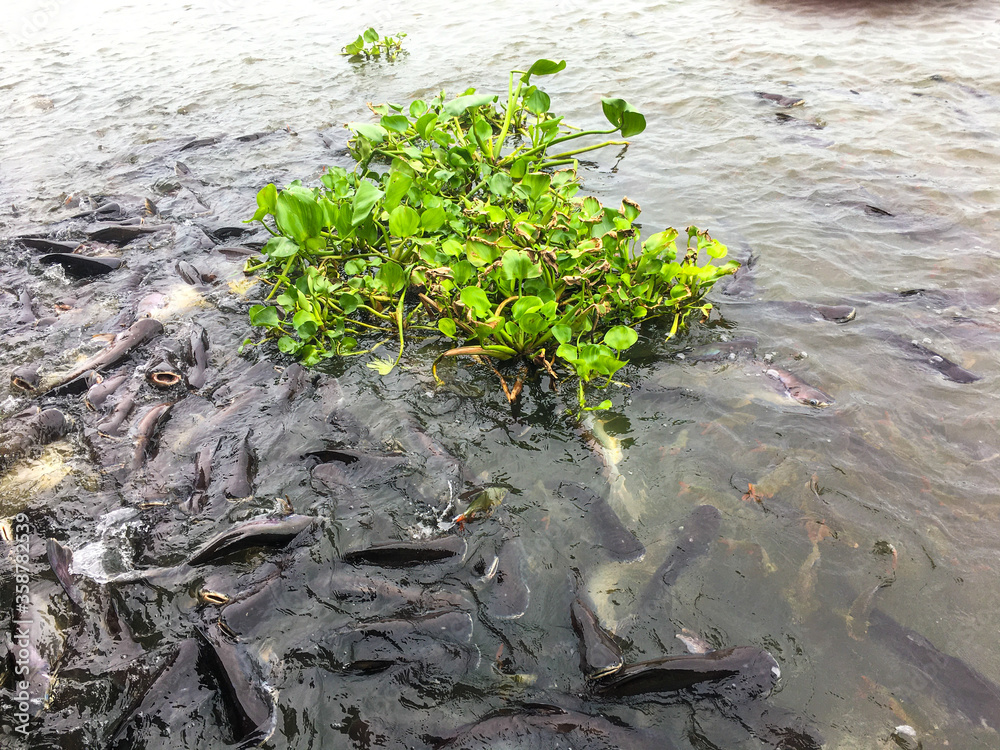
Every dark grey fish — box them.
[97,395,134,437]
[47,369,102,398]
[216,245,259,258]
[16,288,36,324]
[225,429,255,499]
[593,645,780,699]
[194,623,276,747]
[755,300,856,323]
[186,325,210,389]
[46,538,85,612]
[130,401,173,470]
[85,373,128,411]
[647,504,722,592]
[11,364,40,393]
[39,253,123,278]
[71,200,120,219]
[309,449,409,491]
[559,482,645,562]
[105,640,197,748]
[430,705,668,750]
[15,236,80,253]
[719,250,757,298]
[686,338,758,362]
[175,259,212,285]
[571,597,624,680]
[756,91,805,107]
[765,367,835,407]
[899,339,980,383]
[235,132,271,143]
[486,536,531,620]
[145,351,184,389]
[180,136,224,151]
[0,408,69,465]
[867,607,1000,731]
[181,439,218,514]
[86,223,167,245]
[186,514,315,566]
[51,317,163,389]
[342,535,467,567]
[321,569,468,612]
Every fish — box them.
[558,482,645,562]
[756,91,805,107]
[646,504,722,594]
[39,254,123,278]
[342,535,467,567]
[765,367,834,407]
[186,514,315,566]
[176,259,209,285]
[685,338,758,362]
[866,607,1000,731]
[46,369,102,398]
[97,395,135,437]
[224,429,255,499]
[194,623,277,748]
[429,704,668,750]
[50,317,163,390]
[14,236,81,253]
[130,401,173,471]
[485,536,531,620]
[899,338,980,383]
[144,350,184,388]
[592,645,780,699]
[86,223,167,245]
[15,288,36,324]
[10,365,40,393]
[186,325,210,389]
[46,538,86,612]
[180,439,218,515]
[85,373,128,411]
[0,408,69,467]
[309,449,409,492]
[570,596,624,680]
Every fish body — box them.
[570,597,624,680]
[765,367,834,407]
[52,317,163,389]
[187,514,314,566]
[342,535,467,567]
[559,482,644,562]
[686,338,758,362]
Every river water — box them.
[2,0,1000,748]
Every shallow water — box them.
[2,0,1000,748]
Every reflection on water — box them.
[2,0,1000,748]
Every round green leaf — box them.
[437,318,457,338]
[459,286,491,318]
[604,325,639,351]
[388,204,421,238]
[249,304,281,327]
[551,324,573,344]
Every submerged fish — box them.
[186,514,315,566]
[593,645,780,699]
[485,536,531,620]
[39,253,123,278]
[765,367,834,407]
[50,318,163,390]
[225,429,255,499]
[686,338,759,362]
[559,482,645,562]
[0,408,69,468]
[570,596,624,680]
[342,535,467,567]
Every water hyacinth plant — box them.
[342,28,406,61]
[243,59,737,411]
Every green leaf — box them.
[349,122,389,143]
[409,100,428,118]
[604,325,638,351]
[487,173,513,198]
[421,206,447,232]
[451,260,475,285]
[367,356,396,375]
[344,258,367,275]
[511,295,543,320]
[556,343,578,361]
[275,187,322,244]
[501,248,541,281]
[264,236,299,258]
[416,112,439,139]
[600,98,647,138]
[467,239,499,267]
[340,293,360,313]
[388,204,421,238]
[251,183,277,222]
[524,88,551,115]
[376,260,406,294]
[249,304,281,327]
[437,318,457,338]
[381,114,410,133]
[292,310,319,338]
[520,58,567,83]
[277,336,300,354]
[551,324,573,344]
[459,286,492,318]
[519,172,551,202]
[351,180,384,226]
[442,93,497,118]
[517,312,548,336]
[383,171,413,213]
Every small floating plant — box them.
[242,59,737,412]
[342,28,406,61]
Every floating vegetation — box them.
[243,59,737,411]
[342,28,407,61]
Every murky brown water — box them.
[3,0,1000,748]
